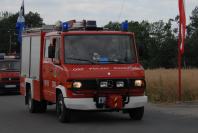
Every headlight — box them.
[100,81,108,88]
[116,81,124,88]
[73,82,82,88]
[134,80,144,87]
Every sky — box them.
[1,0,198,26]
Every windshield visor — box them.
[64,35,136,64]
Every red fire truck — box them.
[0,54,20,93]
[20,20,147,122]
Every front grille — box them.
[98,79,132,89]
[73,79,133,90]
[1,78,20,81]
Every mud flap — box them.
[106,95,123,110]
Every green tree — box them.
[104,21,120,31]
[25,11,44,28]
[188,7,198,36]
[148,20,177,68]
[0,13,18,53]
[185,6,198,67]
[127,21,151,68]
[0,11,44,53]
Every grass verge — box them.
[145,69,198,103]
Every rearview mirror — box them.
[48,45,55,58]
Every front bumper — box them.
[64,96,147,110]
[0,82,20,92]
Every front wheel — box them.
[128,107,144,120]
[56,93,71,123]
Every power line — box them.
[118,0,126,22]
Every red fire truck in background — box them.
[20,20,147,123]
[0,54,20,93]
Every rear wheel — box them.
[27,89,47,113]
[56,93,71,123]
[128,107,144,120]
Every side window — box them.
[55,38,60,61]
[44,38,50,58]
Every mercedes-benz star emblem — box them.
[107,80,114,88]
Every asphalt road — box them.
[0,94,198,133]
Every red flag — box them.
[178,0,186,54]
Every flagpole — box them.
[178,0,186,102]
[178,42,182,101]
[178,19,182,101]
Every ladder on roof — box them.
[24,25,56,33]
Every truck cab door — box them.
[51,37,62,93]
[43,37,57,102]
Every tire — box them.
[27,89,47,113]
[128,107,144,120]
[56,93,71,123]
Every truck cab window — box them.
[55,38,60,61]
[45,38,50,58]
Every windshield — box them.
[64,35,136,64]
[0,60,20,71]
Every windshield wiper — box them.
[97,60,127,64]
[66,57,95,64]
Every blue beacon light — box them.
[121,20,128,32]
[62,22,69,31]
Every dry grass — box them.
[145,69,198,103]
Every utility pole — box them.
[8,30,12,53]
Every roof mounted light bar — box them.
[61,20,98,31]
[24,20,129,32]
[85,20,97,30]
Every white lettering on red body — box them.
[72,68,84,71]
[89,67,109,71]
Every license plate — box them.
[5,85,16,88]
[98,97,106,104]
